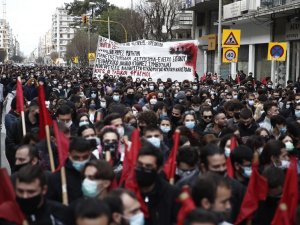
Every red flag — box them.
[163,131,180,182]
[200,73,206,82]
[177,186,196,225]
[38,84,53,139]
[16,78,24,113]
[0,168,15,203]
[271,157,298,225]
[53,120,69,172]
[119,129,141,186]
[235,165,268,225]
[227,135,237,178]
[236,74,241,84]
[122,129,149,217]
[0,169,26,224]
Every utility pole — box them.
[217,0,222,76]
[130,0,133,42]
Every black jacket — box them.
[46,159,83,204]
[228,177,246,223]
[142,176,180,225]
[0,199,71,225]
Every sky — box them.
[6,0,135,57]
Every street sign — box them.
[267,42,287,61]
[223,47,238,63]
[207,34,217,51]
[72,56,78,64]
[222,29,241,48]
[88,53,96,61]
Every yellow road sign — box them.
[222,29,241,48]
[267,42,287,61]
[222,47,239,63]
[72,56,78,64]
[88,53,96,61]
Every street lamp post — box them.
[217,0,222,76]
[93,19,128,42]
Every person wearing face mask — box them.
[159,118,172,147]
[87,99,98,124]
[253,167,285,225]
[6,100,40,172]
[237,108,259,138]
[259,140,290,171]
[134,142,180,225]
[183,112,202,140]
[12,165,70,225]
[192,173,233,225]
[175,146,200,189]
[226,101,244,130]
[110,188,145,225]
[279,134,295,152]
[24,78,38,101]
[230,146,254,187]
[77,113,92,127]
[200,144,246,223]
[204,112,228,137]
[136,111,158,136]
[270,115,287,139]
[143,126,170,162]
[56,104,77,136]
[141,92,158,111]
[124,87,137,107]
[47,137,92,204]
[81,160,115,199]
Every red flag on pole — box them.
[122,129,149,217]
[119,129,141,186]
[271,157,298,225]
[0,168,26,225]
[38,84,53,139]
[53,120,69,172]
[227,135,237,178]
[236,74,241,85]
[16,77,24,113]
[235,165,268,225]
[163,131,180,183]
[177,186,196,225]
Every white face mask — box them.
[117,126,125,137]
[65,120,73,128]
[100,102,106,108]
[129,212,145,225]
[224,147,231,157]
[149,98,157,105]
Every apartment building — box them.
[188,0,300,84]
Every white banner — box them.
[93,36,199,81]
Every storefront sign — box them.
[223,1,241,19]
[286,22,300,41]
[93,36,199,81]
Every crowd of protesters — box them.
[0,64,300,225]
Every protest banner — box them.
[93,36,199,81]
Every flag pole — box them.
[17,77,26,136]
[45,125,55,172]
[61,166,68,205]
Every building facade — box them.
[51,7,76,60]
[188,0,300,84]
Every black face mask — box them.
[135,167,157,187]
[186,96,192,101]
[16,194,42,215]
[171,116,180,124]
[158,97,163,102]
[127,94,134,99]
[103,141,118,159]
[34,113,39,122]
[212,170,227,177]
[234,112,240,120]
[14,162,30,172]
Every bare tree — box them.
[137,0,181,41]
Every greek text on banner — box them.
[93,36,199,81]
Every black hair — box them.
[200,144,224,169]
[16,164,46,188]
[184,209,218,225]
[56,104,72,116]
[262,166,285,189]
[69,137,92,153]
[138,140,164,168]
[137,111,158,127]
[103,113,122,126]
[173,104,185,114]
[103,195,123,223]
[77,124,96,137]
[11,97,17,110]
[176,146,199,167]
[83,160,115,181]
[230,145,253,165]
[16,144,39,161]
[270,115,286,127]
[259,140,285,165]
[263,101,278,114]
[192,172,231,207]
[75,198,111,220]
[240,108,253,119]
[143,126,162,135]
[110,188,138,200]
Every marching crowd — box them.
[0,64,300,225]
